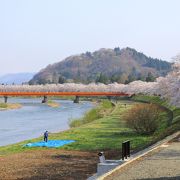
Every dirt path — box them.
[104,136,180,180]
[0,149,99,180]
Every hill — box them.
[29,47,171,84]
[0,73,35,85]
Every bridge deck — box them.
[0,92,129,96]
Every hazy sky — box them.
[0,0,180,75]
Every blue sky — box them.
[0,0,180,75]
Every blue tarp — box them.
[24,140,75,148]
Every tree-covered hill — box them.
[29,47,171,84]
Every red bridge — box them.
[0,92,130,103]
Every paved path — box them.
[104,136,180,180]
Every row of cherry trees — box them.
[156,56,180,107]
[0,58,179,107]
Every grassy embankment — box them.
[47,100,60,108]
[69,100,113,127]
[0,103,22,110]
[0,96,179,156]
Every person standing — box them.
[44,131,48,142]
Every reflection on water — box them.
[0,98,93,146]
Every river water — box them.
[0,98,93,146]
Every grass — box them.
[0,103,8,108]
[0,96,179,156]
[0,103,22,110]
[69,100,113,127]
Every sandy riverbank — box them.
[0,103,22,110]
[47,100,60,108]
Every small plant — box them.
[124,104,161,135]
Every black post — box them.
[42,96,48,103]
[127,141,130,157]
[122,140,130,160]
[122,142,125,160]
[125,142,128,159]
[4,96,8,103]
[74,96,79,103]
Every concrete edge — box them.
[97,131,180,180]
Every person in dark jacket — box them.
[44,131,48,142]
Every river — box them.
[0,98,93,146]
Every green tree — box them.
[85,51,92,58]
[114,47,121,55]
[58,76,66,84]
[128,74,136,83]
[96,73,108,84]
[110,74,118,83]
[146,72,155,82]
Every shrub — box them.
[124,104,161,135]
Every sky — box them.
[0,0,180,75]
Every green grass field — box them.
[0,96,179,156]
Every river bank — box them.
[1,96,178,154]
[0,103,22,110]
[0,98,93,146]
[0,96,179,179]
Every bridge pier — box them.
[107,96,111,101]
[4,96,8,103]
[74,96,79,103]
[42,96,48,103]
